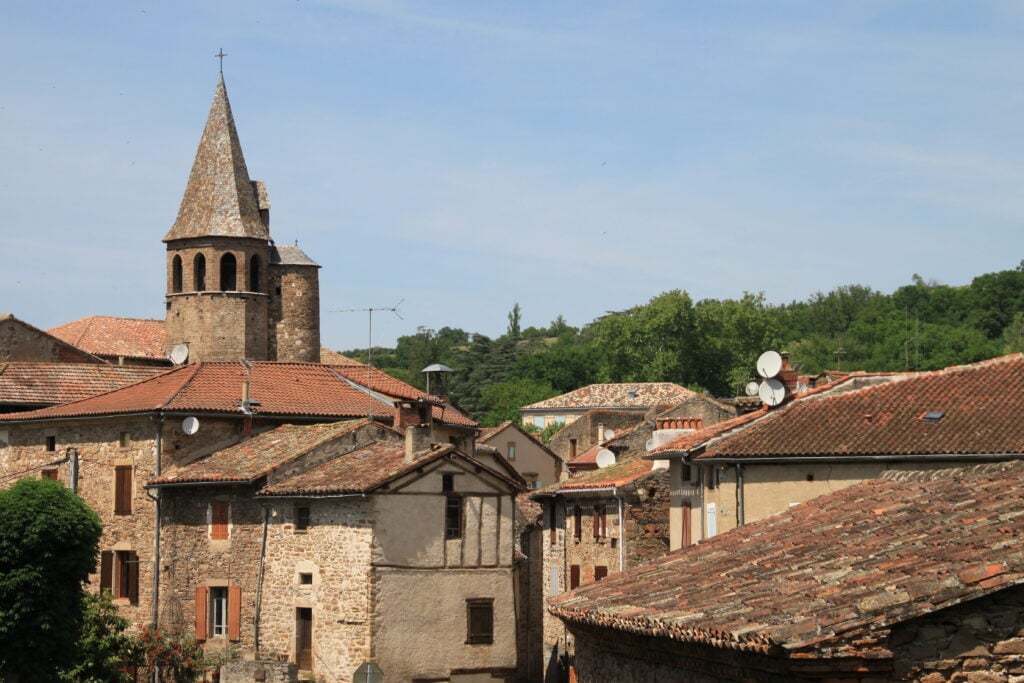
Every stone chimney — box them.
[396,399,432,431]
[778,352,799,397]
[404,425,432,463]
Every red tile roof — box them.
[48,316,167,362]
[0,363,163,407]
[0,361,476,428]
[549,460,1024,656]
[697,355,1024,460]
[522,383,697,411]
[319,348,363,365]
[543,457,658,493]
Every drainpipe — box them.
[736,464,745,527]
[699,463,706,540]
[151,413,163,629]
[254,505,270,656]
[68,447,79,493]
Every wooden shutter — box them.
[227,585,242,641]
[211,502,229,540]
[127,551,139,604]
[114,466,132,515]
[682,503,692,547]
[100,550,113,593]
[569,565,580,590]
[594,565,608,581]
[548,504,556,545]
[195,587,208,642]
[573,506,582,542]
[592,507,600,539]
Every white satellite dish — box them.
[595,449,616,468]
[758,378,786,407]
[744,381,759,396]
[181,416,200,435]
[756,350,783,379]
[603,428,615,441]
[168,343,189,365]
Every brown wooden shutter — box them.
[195,587,208,642]
[127,551,139,604]
[114,466,132,515]
[100,550,113,592]
[592,507,600,539]
[211,502,229,539]
[569,564,580,590]
[227,585,242,641]
[594,565,608,581]
[573,506,581,542]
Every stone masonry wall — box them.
[548,410,646,462]
[0,316,101,363]
[622,470,671,567]
[268,265,320,363]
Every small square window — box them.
[506,442,516,461]
[41,468,58,481]
[295,506,311,532]
[466,598,494,644]
[299,573,313,585]
[45,435,56,452]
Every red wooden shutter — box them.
[127,551,139,604]
[195,587,208,642]
[595,565,608,581]
[227,585,242,641]
[100,550,113,592]
[573,506,582,542]
[114,466,132,515]
[211,502,229,539]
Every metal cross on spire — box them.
[215,48,228,74]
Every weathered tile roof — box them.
[0,363,163,407]
[542,457,657,493]
[477,421,511,441]
[48,316,167,362]
[270,244,319,267]
[319,348,363,365]
[696,355,1024,460]
[522,383,696,411]
[163,76,269,242]
[149,420,371,485]
[550,460,1024,656]
[0,361,475,428]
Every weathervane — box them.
[215,48,228,75]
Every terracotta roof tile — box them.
[523,383,697,411]
[48,316,167,361]
[0,363,163,407]
[543,457,658,492]
[699,355,1024,460]
[549,460,1024,655]
[319,348,363,365]
[0,361,476,428]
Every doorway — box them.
[296,607,313,670]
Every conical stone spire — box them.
[164,76,270,242]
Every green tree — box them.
[0,478,103,682]
[507,302,523,340]
[477,378,558,426]
[60,592,138,683]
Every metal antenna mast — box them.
[332,300,404,419]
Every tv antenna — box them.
[332,301,404,419]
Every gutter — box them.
[614,489,624,572]
[699,452,1024,464]
[151,413,163,629]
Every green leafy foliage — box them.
[59,592,138,683]
[0,478,103,681]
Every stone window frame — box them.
[100,545,139,606]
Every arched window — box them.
[194,254,206,291]
[249,255,261,292]
[171,255,183,293]
[220,253,237,291]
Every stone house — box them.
[521,382,697,432]
[48,315,170,366]
[531,420,672,682]
[549,461,1024,682]
[148,419,523,682]
[648,354,1024,549]
[478,420,564,490]
[0,314,107,364]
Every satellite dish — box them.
[168,343,189,365]
[603,428,615,441]
[181,416,200,435]
[758,378,786,407]
[744,381,759,397]
[595,449,616,468]
[756,350,783,379]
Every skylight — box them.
[921,411,945,422]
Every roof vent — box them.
[627,388,638,399]
[920,411,945,422]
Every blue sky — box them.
[2,2,1022,352]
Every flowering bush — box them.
[135,627,206,681]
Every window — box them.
[194,253,206,291]
[533,416,545,429]
[220,253,237,291]
[445,496,462,539]
[466,599,494,644]
[249,255,261,292]
[211,501,229,540]
[118,431,130,448]
[594,565,608,581]
[548,503,557,545]
[171,255,183,293]
[299,573,313,585]
[506,442,516,461]
[195,585,241,642]
[114,465,132,515]
[569,565,580,590]
[0,430,8,448]
[555,416,566,425]
[573,506,582,542]
[295,506,310,532]
[45,435,56,452]
[442,473,454,493]
[100,550,139,605]
[569,439,577,459]
[41,468,58,481]
[593,505,607,539]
